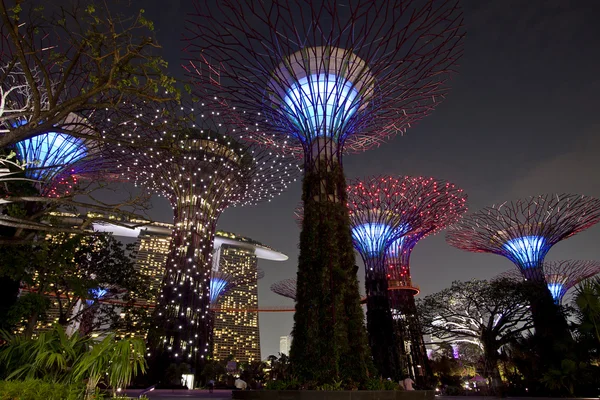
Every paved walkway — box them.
[124,389,231,399]
[440,397,599,400]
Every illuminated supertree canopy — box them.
[348,176,467,266]
[446,194,600,356]
[8,113,110,197]
[346,175,466,380]
[446,194,600,281]
[209,270,246,307]
[185,0,464,382]
[496,260,600,304]
[185,0,464,160]
[111,96,300,368]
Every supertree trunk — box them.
[149,201,219,371]
[387,236,434,386]
[293,159,372,383]
[389,289,432,386]
[186,0,465,384]
[364,262,401,379]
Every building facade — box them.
[279,335,291,356]
[211,244,261,363]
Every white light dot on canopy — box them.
[102,95,301,366]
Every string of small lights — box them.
[106,96,300,368]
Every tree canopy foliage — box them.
[0,232,151,338]
[418,279,534,392]
[0,0,178,148]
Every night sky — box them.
[136,0,600,359]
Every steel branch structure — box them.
[446,194,600,352]
[185,0,464,161]
[111,97,299,369]
[11,113,109,197]
[347,175,466,381]
[271,278,297,301]
[446,194,600,281]
[496,260,600,304]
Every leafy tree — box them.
[240,360,267,389]
[573,277,600,356]
[535,277,600,397]
[0,0,178,148]
[201,359,227,385]
[267,353,291,382]
[418,279,534,393]
[428,353,464,392]
[0,232,151,337]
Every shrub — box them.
[383,379,400,390]
[316,379,343,391]
[364,378,385,390]
[265,379,300,390]
[0,379,83,400]
[363,378,398,390]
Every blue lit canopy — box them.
[15,131,87,181]
[547,283,564,302]
[86,287,108,306]
[209,277,232,305]
[386,236,407,258]
[89,288,108,298]
[352,223,409,258]
[502,235,547,268]
[283,74,359,139]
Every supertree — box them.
[271,278,297,301]
[209,271,240,309]
[0,110,140,241]
[185,0,464,382]
[496,260,600,305]
[384,181,467,385]
[446,194,600,362]
[346,176,466,380]
[111,96,299,372]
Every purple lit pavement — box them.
[123,389,231,399]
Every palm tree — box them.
[0,324,146,399]
[574,278,600,353]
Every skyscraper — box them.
[211,244,260,363]
[279,335,291,356]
